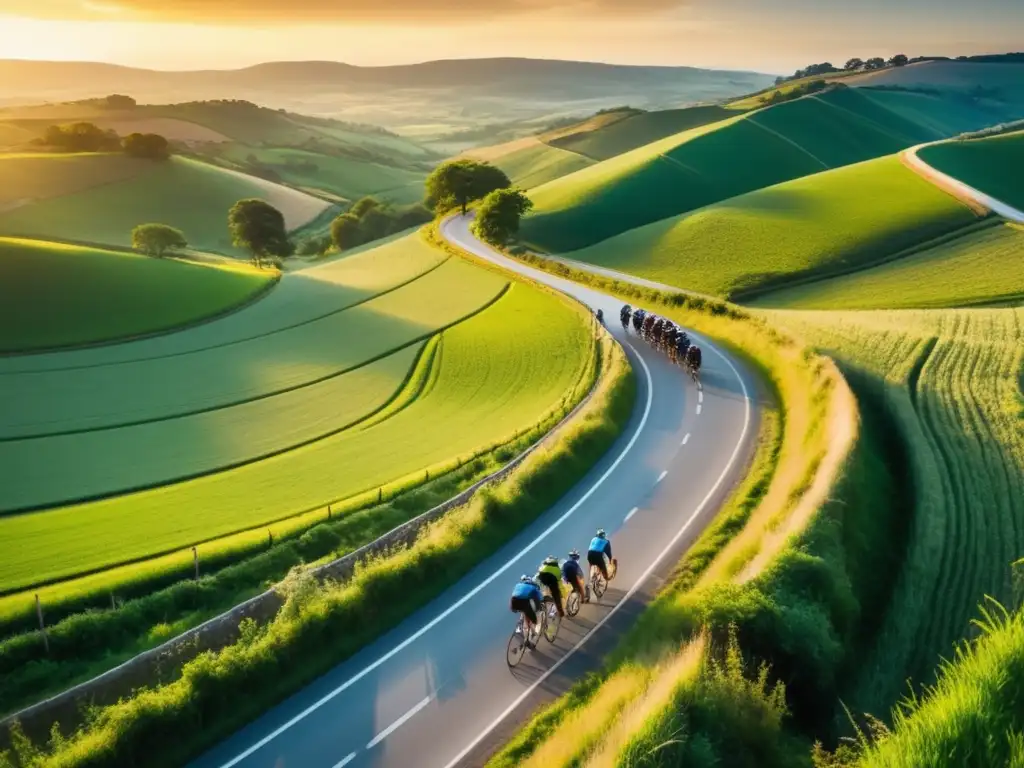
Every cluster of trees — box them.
[37,122,170,160]
[760,79,834,105]
[774,54,909,85]
[327,197,432,252]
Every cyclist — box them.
[510,575,543,646]
[620,304,632,330]
[562,548,588,604]
[536,555,565,617]
[588,528,615,583]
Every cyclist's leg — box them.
[599,553,610,581]
[550,580,564,616]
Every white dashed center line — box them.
[331,753,357,768]
[696,404,703,415]
[625,506,638,522]
[698,390,704,404]
[366,697,431,749]
[681,433,691,446]
[656,470,668,483]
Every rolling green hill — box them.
[753,220,1024,309]
[560,155,980,299]
[520,85,1011,253]
[0,238,274,352]
[919,130,1024,210]
[482,139,595,189]
[0,154,329,255]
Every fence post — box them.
[268,529,274,548]
[327,503,332,520]
[425,469,429,482]
[35,594,49,654]
[193,546,199,580]
[378,487,382,503]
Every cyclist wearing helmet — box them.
[562,549,588,603]
[510,575,543,645]
[588,529,614,582]
[536,555,565,617]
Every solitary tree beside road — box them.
[473,188,533,246]
[425,159,511,215]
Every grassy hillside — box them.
[0,275,593,594]
[0,154,329,254]
[755,220,1024,309]
[486,139,594,188]
[919,130,1024,210]
[562,155,979,299]
[0,238,274,352]
[774,307,1024,723]
[521,86,977,253]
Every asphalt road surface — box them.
[190,214,760,768]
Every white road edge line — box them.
[441,321,753,768]
[331,752,357,768]
[681,433,691,446]
[698,390,703,404]
[366,696,431,749]
[624,506,638,522]
[656,470,668,484]
[214,344,655,768]
[696,404,703,415]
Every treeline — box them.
[35,122,170,160]
[301,197,433,255]
[777,50,1024,86]
[760,79,839,105]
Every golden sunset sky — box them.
[0,0,1021,72]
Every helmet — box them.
[543,555,558,566]
[569,549,580,560]
[596,528,607,539]
[520,574,533,583]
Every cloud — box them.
[7,0,685,23]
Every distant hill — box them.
[0,58,776,141]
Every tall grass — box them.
[0,309,635,767]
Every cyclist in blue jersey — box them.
[588,529,615,582]
[562,549,588,603]
[510,575,542,646]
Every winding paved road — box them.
[190,214,759,768]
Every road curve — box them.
[189,214,759,768]
[903,143,1024,224]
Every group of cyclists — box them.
[510,528,616,649]
[620,304,702,382]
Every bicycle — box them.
[590,563,607,600]
[565,583,582,617]
[506,613,532,668]
[506,597,560,668]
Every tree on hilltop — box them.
[228,199,293,268]
[845,58,865,71]
[123,132,170,160]
[104,94,136,109]
[473,188,533,246]
[865,57,886,70]
[41,122,119,152]
[889,54,910,67]
[131,224,187,258]
[425,159,511,215]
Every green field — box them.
[0,272,593,593]
[919,130,1024,210]
[0,152,148,207]
[561,155,978,299]
[0,230,449,375]
[0,238,274,352]
[772,307,1024,721]
[755,220,1024,309]
[488,140,594,188]
[520,86,999,253]
[0,155,329,255]
[217,145,427,203]
[546,105,734,161]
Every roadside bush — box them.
[329,197,432,251]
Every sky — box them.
[0,0,1021,74]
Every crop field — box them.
[0,256,506,438]
[561,155,979,299]
[0,279,593,594]
[755,220,1024,309]
[217,145,427,203]
[919,131,1024,211]
[0,238,274,352]
[0,230,450,374]
[856,87,1023,139]
[521,87,963,253]
[546,105,734,160]
[771,306,1024,719]
[849,60,1024,104]
[0,156,330,254]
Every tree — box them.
[330,213,365,251]
[844,58,865,71]
[131,223,187,258]
[889,54,909,67]
[865,57,886,70]
[473,188,533,246]
[349,196,381,218]
[296,234,331,257]
[104,94,136,109]
[360,206,393,241]
[123,132,170,160]
[425,159,511,215]
[228,199,293,268]
[42,122,119,152]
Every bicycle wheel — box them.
[591,567,607,599]
[566,589,580,617]
[543,599,561,643]
[506,622,527,668]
